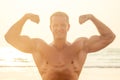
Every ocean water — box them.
[0,48,120,68]
[85,48,120,68]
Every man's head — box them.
[50,11,70,40]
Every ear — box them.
[67,24,70,31]
[50,25,52,31]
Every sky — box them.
[0,0,120,49]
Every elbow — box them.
[4,34,9,43]
[107,33,116,43]
[111,33,116,41]
[4,33,12,43]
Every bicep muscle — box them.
[11,36,35,53]
[86,35,111,53]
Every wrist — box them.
[22,14,29,21]
[88,14,93,19]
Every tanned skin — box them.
[5,12,115,80]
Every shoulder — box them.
[32,38,49,51]
[71,37,88,48]
[32,38,47,45]
[32,38,44,42]
[74,37,88,44]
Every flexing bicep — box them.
[86,35,113,53]
[6,35,36,53]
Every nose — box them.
[56,26,64,31]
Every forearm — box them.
[90,15,115,38]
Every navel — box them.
[46,61,48,64]
[71,60,74,64]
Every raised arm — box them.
[5,13,40,53]
[79,14,115,53]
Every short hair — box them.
[50,11,69,23]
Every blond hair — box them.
[50,11,69,23]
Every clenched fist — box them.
[24,13,40,24]
[79,14,93,24]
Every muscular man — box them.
[5,12,115,80]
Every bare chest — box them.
[46,52,72,66]
[37,49,87,71]
[41,51,87,80]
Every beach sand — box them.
[0,67,120,80]
[80,68,120,80]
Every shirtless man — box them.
[5,12,115,80]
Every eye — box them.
[61,24,66,27]
[53,24,58,27]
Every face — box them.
[50,16,70,40]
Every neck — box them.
[53,38,67,50]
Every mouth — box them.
[56,32,65,35]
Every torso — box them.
[32,39,88,80]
